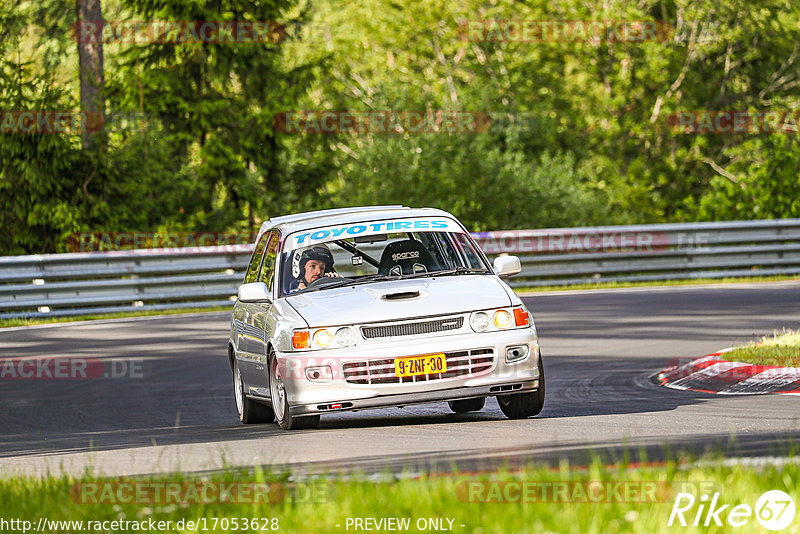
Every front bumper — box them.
[275,328,540,416]
[289,378,539,416]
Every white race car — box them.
[228,206,544,429]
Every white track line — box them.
[0,310,229,332]
[520,279,800,297]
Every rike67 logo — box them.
[669,489,796,530]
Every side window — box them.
[258,233,279,291]
[244,233,269,284]
[452,233,486,269]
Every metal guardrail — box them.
[2,219,799,318]
[472,218,800,288]
[0,247,252,319]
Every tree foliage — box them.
[1,0,799,253]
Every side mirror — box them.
[493,255,521,278]
[238,282,271,303]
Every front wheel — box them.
[497,354,545,419]
[233,359,274,424]
[269,352,320,430]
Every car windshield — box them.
[279,219,490,296]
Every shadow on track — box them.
[0,354,713,457]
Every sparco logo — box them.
[392,251,420,261]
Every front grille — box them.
[342,349,494,385]
[361,316,464,339]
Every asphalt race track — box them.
[1,281,799,477]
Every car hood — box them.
[285,275,512,327]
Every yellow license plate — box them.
[394,353,447,377]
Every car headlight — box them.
[334,327,357,347]
[469,312,491,332]
[313,329,333,347]
[292,327,360,350]
[493,309,512,328]
[469,306,533,332]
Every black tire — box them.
[233,359,275,424]
[497,354,545,419]
[448,397,486,413]
[269,352,320,430]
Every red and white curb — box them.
[655,351,800,395]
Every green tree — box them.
[109,0,333,231]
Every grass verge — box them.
[0,458,798,533]
[517,274,800,293]
[724,329,800,367]
[0,306,231,329]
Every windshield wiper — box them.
[296,273,400,293]
[440,267,491,275]
[292,268,489,294]
[397,267,491,279]
[334,273,402,287]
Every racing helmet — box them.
[292,245,335,281]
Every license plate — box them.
[394,353,447,377]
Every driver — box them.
[288,245,342,292]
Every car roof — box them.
[256,206,461,242]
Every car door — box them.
[235,232,271,389]
[246,231,279,392]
